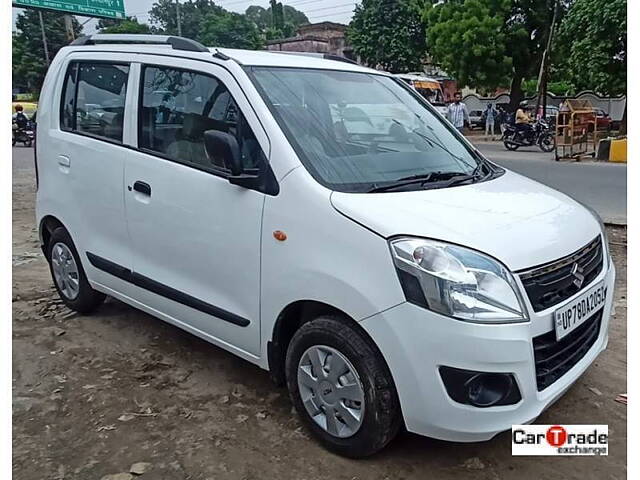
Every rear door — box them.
[48,53,134,292]
[122,57,269,357]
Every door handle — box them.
[132,181,151,196]
[58,155,70,167]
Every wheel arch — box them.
[267,300,394,390]
[39,215,67,261]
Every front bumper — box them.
[360,263,615,442]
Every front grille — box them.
[518,237,604,312]
[533,309,602,390]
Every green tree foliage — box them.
[425,0,560,108]
[97,17,152,34]
[425,0,511,89]
[348,0,427,72]
[557,0,626,95]
[246,2,308,40]
[12,10,82,93]
[200,10,263,50]
[150,0,220,39]
[149,0,264,49]
[523,77,575,96]
[270,0,284,31]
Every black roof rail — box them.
[70,34,209,53]
[270,51,359,65]
[321,54,358,65]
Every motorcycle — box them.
[501,119,555,152]
[12,121,35,147]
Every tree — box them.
[425,0,511,90]
[200,10,263,49]
[246,3,308,40]
[348,0,427,72]
[149,0,222,41]
[425,0,562,109]
[97,17,151,34]
[149,0,265,48]
[270,0,284,32]
[12,10,82,93]
[557,0,626,96]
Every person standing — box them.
[447,91,470,134]
[483,103,496,140]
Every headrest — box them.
[182,113,229,139]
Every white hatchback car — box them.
[35,35,615,457]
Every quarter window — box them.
[139,66,265,173]
[60,63,77,130]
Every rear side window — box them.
[59,62,130,143]
[139,66,266,173]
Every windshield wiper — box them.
[436,161,493,188]
[432,161,492,189]
[367,171,469,193]
[367,162,493,193]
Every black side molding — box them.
[86,252,250,327]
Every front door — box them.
[123,59,269,357]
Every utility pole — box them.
[175,0,182,36]
[535,0,560,119]
[63,14,75,42]
[38,10,50,67]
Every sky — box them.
[12,0,360,33]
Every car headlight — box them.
[390,237,528,323]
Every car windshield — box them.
[249,67,482,193]
[415,87,444,105]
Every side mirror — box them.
[204,130,242,176]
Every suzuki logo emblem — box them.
[571,263,585,289]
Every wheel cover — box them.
[51,242,80,300]
[297,345,365,438]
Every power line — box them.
[304,2,356,14]
[217,0,260,7]
[287,0,326,6]
[307,8,356,20]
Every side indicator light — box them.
[273,230,287,242]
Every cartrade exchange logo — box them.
[512,425,608,456]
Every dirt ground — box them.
[12,147,627,480]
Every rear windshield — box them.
[248,67,481,193]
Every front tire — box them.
[285,316,402,457]
[538,132,555,152]
[47,227,105,314]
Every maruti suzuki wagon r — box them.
[35,34,615,457]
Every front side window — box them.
[250,67,486,193]
[139,66,265,173]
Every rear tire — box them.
[47,227,105,314]
[504,139,520,151]
[285,316,402,457]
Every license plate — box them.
[554,281,607,340]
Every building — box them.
[265,21,355,60]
